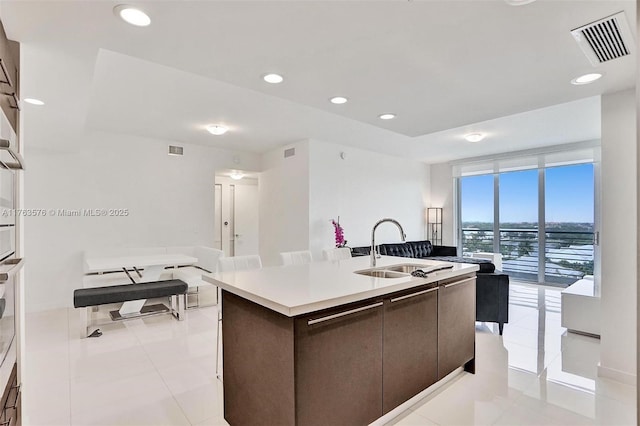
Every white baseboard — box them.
[369,367,464,426]
[597,362,637,385]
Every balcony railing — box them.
[461,228,594,285]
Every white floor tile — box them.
[70,369,179,425]
[156,354,217,395]
[173,382,221,425]
[22,283,638,426]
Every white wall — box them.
[258,139,431,265]
[258,140,310,267]
[24,131,261,311]
[429,162,455,247]
[599,89,637,384]
[307,140,430,260]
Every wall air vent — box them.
[168,145,183,156]
[571,11,633,66]
[284,147,295,158]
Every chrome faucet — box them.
[371,218,406,267]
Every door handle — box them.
[390,287,437,303]
[443,276,476,288]
[234,234,241,238]
[308,302,383,325]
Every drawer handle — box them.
[5,384,19,409]
[0,59,12,88]
[308,302,383,325]
[443,276,476,288]
[390,287,437,303]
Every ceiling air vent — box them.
[571,11,633,66]
[168,145,183,156]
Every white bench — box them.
[561,276,600,337]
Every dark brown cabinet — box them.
[222,272,476,426]
[383,286,438,413]
[438,275,476,378]
[295,301,384,426]
[0,363,20,426]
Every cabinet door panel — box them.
[438,276,476,378]
[295,302,383,426]
[383,287,438,413]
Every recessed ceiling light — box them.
[263,73,284,84]
[571,73,603,85]
[24,98,44,106]
[330,96,348,104]
[379,113,396,120]
[206,125,228,136]
[464,133,486,142]
[229,171,244,180]
[504,0,537,5]
[114,5,151,27]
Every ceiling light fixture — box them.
[263,73,284,84]
[504,0,537,5]
[24,98,44,106]
[330,96,348,105]
[229,171,244,180]
[113,5,151,27]
[571,73,603,85]
[464,133,486,142]
[206,125,229,136]
[379,113,396,120]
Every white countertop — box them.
[84,254,198,274]
[203,256,479,316]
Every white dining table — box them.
[84,253,198,317]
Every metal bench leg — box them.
[82,307,102,338]
[179,294,186,320]
[170,294,186,321]
[81,307,89,339]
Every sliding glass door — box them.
[544,164,595,284]
[460,175,494,254]
[499,169,539,282]
[458,162,595,286]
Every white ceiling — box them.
[1,0,635,163]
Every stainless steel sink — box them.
[384,264,426,273]
[354,269,408,279]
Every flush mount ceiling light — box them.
[571,73,603,85]
[206,125,229,136]
[229,171,245,180]
[113,5,151,26]
[464,133,486,142]
[263,73,284,84]
[504,0,537,5]
[379,113,396,120]
[24,98,44,106]
[330,96,348,105]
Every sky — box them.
[461,163,594,223]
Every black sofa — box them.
[351,240,509,335]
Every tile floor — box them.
[23,282,636,425]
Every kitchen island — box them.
[203,255,479,426]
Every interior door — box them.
[214,184,222,250]
[233,185,259,256]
